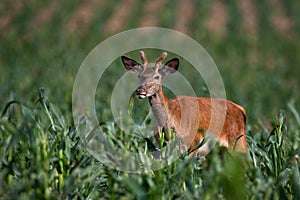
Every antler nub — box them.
[139,51,148,68]
[155,52,168,69]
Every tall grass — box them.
[0,90,105,199]
[0,91,299,199]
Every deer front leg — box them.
[152,126,163,159]
[153,126,164,149]
[153,126,171,149]
[153,126,160,144]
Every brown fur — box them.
[121,51,248,157]
[155,86,248,156]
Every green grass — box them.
[1,91,299,199]
[1,0,300,199]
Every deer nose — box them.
[135,87,146,95]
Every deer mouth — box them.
[135,84,158,99]
[135,90,147,99]
[137,94,147,99]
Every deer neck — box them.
[148,85,169,127]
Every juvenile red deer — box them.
[121,51,248,156]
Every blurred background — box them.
[1,0,300,125]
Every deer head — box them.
[121,51,179,99]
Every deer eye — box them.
[154,75,160,80]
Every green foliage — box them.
[1,0,300,199]
[0,91,106,199]
[1,93,299,199]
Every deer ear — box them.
[121,56,143,73]
[159,58,179,76]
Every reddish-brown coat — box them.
[122,51,248,157]
[158,85,248,156]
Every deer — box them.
[121,51,248,157]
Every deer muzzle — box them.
[135,86,147,99]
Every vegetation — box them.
[1,0,300,199]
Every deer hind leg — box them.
[233,134,248,153]
[188,130,206,157]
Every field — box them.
[1,0,300,199]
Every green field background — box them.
[1,0,300,199]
